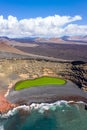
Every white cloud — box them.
[0,15,86,38]
[64,24,87,36]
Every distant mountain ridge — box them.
[0,35,87,61]
[61,35,87,43]
[0,35,87,44]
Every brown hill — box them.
[48,38,65,43]
[35,37,65,43]
[0,40,30,55]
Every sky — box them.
[0,0,87,38]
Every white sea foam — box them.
[0,100,86,118]
[0,105,30,119]
[76,101,85,104]
[0,125,4,130]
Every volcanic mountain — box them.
[0,38,38,59]
[62,35,87,43]
[0,39,28,55]
[0,36,87,61]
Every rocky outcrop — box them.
[0,95,15,113]
[0,59,87,92]
[57,61,87,90]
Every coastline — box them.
[0,95,15,114]
[0,85,87,114]
[0,100,87,118]
[0,58,87,114]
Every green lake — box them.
[15,76,66,90]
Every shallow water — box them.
[0,101,87,130]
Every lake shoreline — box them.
[6,81,87,106]
[0,59,87,113]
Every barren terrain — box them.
[0,37,87,112]
[0,59,87,93]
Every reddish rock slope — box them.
[0,40,29,55]
[0,95,15,113]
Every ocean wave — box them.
[0,125,4,130]
[0,100,85,119]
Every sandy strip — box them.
[4,83,13,97]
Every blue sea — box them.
[0,101,87,130]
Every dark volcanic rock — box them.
[16,44,87,62]
[6,81,87,105]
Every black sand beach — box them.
[6,81,87,105]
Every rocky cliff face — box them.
[57,61,87,91]
[0,59,87,92]
[0,95,15,113]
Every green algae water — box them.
[15,76,66,90]
[0,101,87,130]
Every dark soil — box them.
[16,43,87,61]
